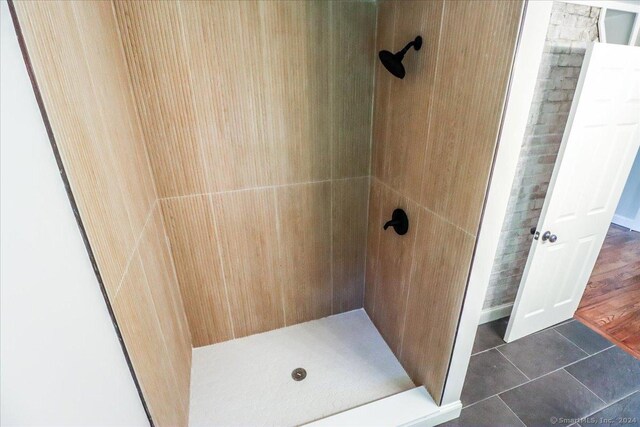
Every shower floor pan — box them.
[189,309,416,426]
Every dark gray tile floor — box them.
[439,318,640,427]
[498,329,588,378]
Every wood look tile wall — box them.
[18,0,519,418]
[368,0,523,404]
[161,196,233,347]
[15,2,192,425]
[212,189,285,338]
[113,249,188,427]
[276,183,332,325]
[368,184,420,354]
[114,0,377,346]
[332,177,370,313]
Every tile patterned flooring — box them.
[439,318,640,426]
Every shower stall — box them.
[11,0,523,425]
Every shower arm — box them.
[395,40,417,60]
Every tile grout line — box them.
[558,318,617,354]
[206,194,236,339]
[68,3,139,248]
[551,328,590,358]
[497,395,527,427]
[398,205,422,359]
[377,0,396,194]
[156,201,193,346]
[173,0,228,345]
[159,176,370,202]
[563,368,607,406]
[137,249,189,413]
[361,176,371,310]
[472,319,580,357]
[361,0,379,310]
[328,0,335,317]
[109,0,162,206]
[584,390,640,419]
[463,343,615,409]
[114,199,159,299]
[272,188,287,326]
[496,347,531,381]
[369,182,382,318]
[330,176,335,315]
[373,176,475,239]
[415,0,446,220]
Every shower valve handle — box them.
[383,209,409,236]
[383,219,401,230]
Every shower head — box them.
[378,36,422,79]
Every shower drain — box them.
[291,367,307,381]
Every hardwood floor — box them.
[575,224,640,359]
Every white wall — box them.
[0,2,148,425]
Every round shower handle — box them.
[383,208,409,236]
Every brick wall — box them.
[483,2,600,310]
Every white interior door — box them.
[505,43,640,342]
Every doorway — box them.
[575,223,640,359]
[447,1,640,424]
[503,40,640,342]
[469,0,640,346]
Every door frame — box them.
[442,0,640,407]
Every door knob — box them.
[541,231,557,243]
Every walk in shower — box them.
[12,0,523,425]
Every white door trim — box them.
[440,0,553,406]
[556,0,640,14]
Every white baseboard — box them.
[305,387,461,427]
[479,303,513,324]
[612,214,640,232]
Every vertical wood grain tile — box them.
[71,0,156,238]
[374,0,444,202]
[420,1,523,234]
[16,2,194,423]
[113,253,188,426]
[371,0,522,403]
[370,183,420,354]
[259,1,331,185]
[213,189,284,337]
[138,205,192,402]
[332,177,369,313]
[161,196,233,346]
[179,1,276,192]
[330,1,376,179]
[275,183,332,325]
[400,209,476,403]
[14,1,136,297]
[371,0,396,181]
[364,179,383,314]
[114,0,207,198]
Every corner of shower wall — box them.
[13,1,193,424]
[114,0,378,350]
